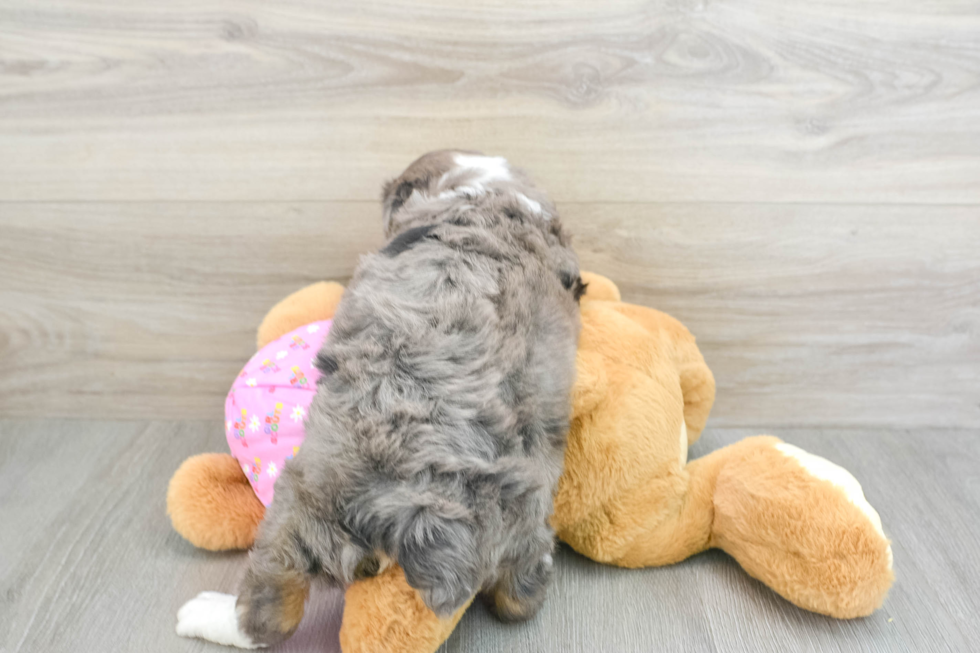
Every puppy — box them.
[176,151,583,648]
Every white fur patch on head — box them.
[775,443,893,569]
[453,154,511,185]
[432,154,550,219]
[176,592,264,649]
[515,193,543,215]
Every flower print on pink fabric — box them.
[224,320,331,506]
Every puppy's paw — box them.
[176,591,264,649]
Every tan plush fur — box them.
[256,281,345,349]
[709,437,895,619]
[339,565,472,653]
[167,272,893,652]
[578,270,621,303]
[553,296,716,566]
[167,453,266,551]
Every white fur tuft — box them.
[453,154,511,184]
[515,193,543,215]
[436,155,549,219]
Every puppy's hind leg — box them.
[176,529,313,648]
[487,529,556,622]
[235,542,312,646]
[176,591,265,649]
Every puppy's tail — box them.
[343,484,479,617]
[342,455,545,616]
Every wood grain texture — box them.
[572,203,980,429]
[2,202,977,427]
[2,420,978,652]
[0,202,384,419]
[1,0,979,202]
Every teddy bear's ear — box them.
[257,281,346,349]
[579,272,621,303]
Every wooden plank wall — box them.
[1,0,978,427]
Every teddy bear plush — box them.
[168,272,893,653]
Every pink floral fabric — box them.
[225,320,331,506]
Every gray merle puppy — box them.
[176,151,583,648]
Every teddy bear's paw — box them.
[711,435,895,619]
[774,443,893,570]
[176,591,264,649]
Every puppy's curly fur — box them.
[238,151,582,645]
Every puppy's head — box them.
[381,150,546,237]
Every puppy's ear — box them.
[381,178,416,236]
[381,178,396,198]
[398,508,479,616]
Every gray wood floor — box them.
[2,0,980,651]
[1,420,977,653]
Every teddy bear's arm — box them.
[675,348,714,444]
[605,303,715,444]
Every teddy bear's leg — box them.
[257,281,346,348]
[709,436,894,619]
[340,564,473,653]
[167,453,265,551]
[610,445,727,568]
